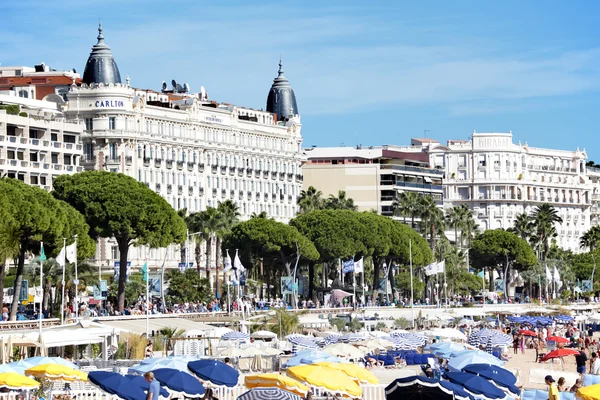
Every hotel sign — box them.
[473,135,512,150]
[95,99,125,108]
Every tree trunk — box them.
[205,236,212,280]
[195,243,202,279]
[9,246,26,321]
[308,263,315,301]
[117,237,130,313]
[43,279,51,311]
[371,259,380,304]
[215,236,221,298]
[0,264,5,309]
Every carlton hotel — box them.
[0,24,304,270]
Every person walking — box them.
[575,346,588,378]
[143,372,160,400]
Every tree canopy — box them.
[164,269,213,305]
[53,171,186,311]
[470,229,537,271]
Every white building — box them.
[0,90,84,188]
[428,131,592,252]
[62,24,304,272]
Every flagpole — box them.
[73,235,78,321]
[352,257,356,308]
[145,251,149,339]
[60,237,66,326]
[409,240,415,328]
[39,242,44,337]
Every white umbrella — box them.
[251,330,278,340]
[424,328,467,341]
[323,343,365,359]
[358,338,394,351]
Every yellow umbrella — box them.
[287,365,362,398]
[0,372,40,390]
[25,364,87,381]
[245,373,309,396]
[315,361,379,384]
[578,385,600,400]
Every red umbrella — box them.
[540,348,579,362]
[546,336,570,344]
[519,330,537,337]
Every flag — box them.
[39,242,47,261]
[57,246,66,267]
[223,250,233,273]
[425,262,437,276]
[477,270,484,279]
[436,260,445,274]
[141,262,148,282]
[342,259,355,274]
[354,258,364,273]
[66,242,77,263]
[234,250,245,272]
[545,265,552,281]
[553,266,560,283]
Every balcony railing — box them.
[395,181,443,191]
[381,164,445,176]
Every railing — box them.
[395,181,443,191]
[0,318,60,331]
[381,164,444,176]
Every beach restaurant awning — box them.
[98,318,220,336]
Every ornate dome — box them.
[266,59,298,121]
[82,22,122,85]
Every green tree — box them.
[269,309,301,338]
[395,271,426,299]
[393,192,421,229]
[164,269,213,305]
[0,178,95,320]
[53,171,186,312]
[470,229,537,295]
[0,189,19,308]
[215,200,240,295]
[532,203,563,260]
[580,226,600,252]
[108,273,145,307]
[325,191,357,211]
[297,186,324,214]
[509,212,534,242]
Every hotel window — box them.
[137,146,141,158]
[30,175,38,185]
[109,117,116,130]
[111,246,119,260]
[85,118,94,131]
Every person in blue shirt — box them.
[144,372,160,400]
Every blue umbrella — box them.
[153,368,205,398]
[88,371,147,400]
[129,356,197,374]
[187,359,239,387]
[22,356,79,369]
[300,355,343,365]
[444,371,507,399]
[0,364,24,374]
[386,376,472,400]
[432,343,466,357]
[462,364,520,395]
[238,388,302,400]
[448,352,503,371]
[124,375,170,398]
[221,331,250,341]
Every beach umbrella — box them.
[88,371,147,400]
[426,342,454,351]
[287,364,362,398]
[359,338,395,351]
[540,348,579,362]
[431,343,465,357]
[0,372,40,391]
[22,356,79,369]
[444,371,507,399]
[258,347,283,356]
[423,328,467,341]
[129,356,197,374]
[322,334,342,346]
[339,333,364,343]
[251,331,278,340]
[448,352,503,371]
[153,368,205,398]
[315,361,379,384]
[244,373,309,396]
[546,336,569,344]
[300,355,343,365]
[323,343,364,359]
[123,375,170,398]
[238,388,302,400]
[25,364,87,381]
[286,334,320,350]
[221,331,250,341]
[577,384,600,400]
[458,318,475,326]
[385,376,471,400]
[462,364,520,395]
[284,350,341,367]
[187,359,239,387]
[519,330,537,337]
[485,338,494,354]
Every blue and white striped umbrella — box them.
[238,388,302,400]
[339,333,364,343]
[383,335,423,350]
[468,329,512,348]
[221,331,250,341]
[286,334,320,349]
[486,338,494,354]
[322,334,341,346]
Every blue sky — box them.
[1,1,599,157]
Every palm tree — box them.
[185,212,207,277]
[251,211,268,219]
[297,186,324,214]
[393,192,421,228]
[418,195,438,245]
[509,212,534,241]
[215,200,240,294]
[268,309,302,338]
[446,206,462,245]
[532,203,563,260]
[325,190,357,211]
[580,226,600,251]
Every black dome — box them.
[82,22,122,85]
[266,59,298,121]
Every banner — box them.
[553,266,561,283]
[342,259,355,274]
[281,276,294,295]
[148,274,162,297]
[93,280,107,300]
[178,262,194,272]
[436,260,445,274]
[494,279,504,293]
[545,265,552,281]
[240,271,247,287]
[354,258,364,273]
[581,280,592,292]
[19,280,28,301]
[114,261,131,280]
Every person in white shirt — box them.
[591,352,600,375]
